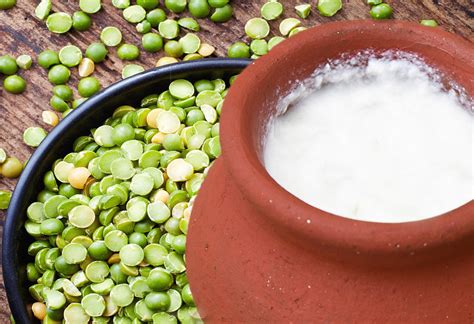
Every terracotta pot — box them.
[187,20,474,322]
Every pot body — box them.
[187,21,474,322]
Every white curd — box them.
[264,53,473,223]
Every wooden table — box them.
[0,0,471,321]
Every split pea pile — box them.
[24,77,230,323]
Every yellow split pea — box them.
[146,108,164,128]
[68,167,91,189]
[42,111,59,126]
[151,188,169,204]
[32,302,47,320]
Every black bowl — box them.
[3,59,250,323]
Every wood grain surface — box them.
[0,0,472,321]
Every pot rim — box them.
[2,59,250,324]
[221,20,474,256]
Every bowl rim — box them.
[222,20,474,256]
[2,58,250,323]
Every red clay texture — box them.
[187,20,474,322]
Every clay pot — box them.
[187,20,473,322]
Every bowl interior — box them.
[3,59,249,323]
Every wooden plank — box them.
[0,0,472,320]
